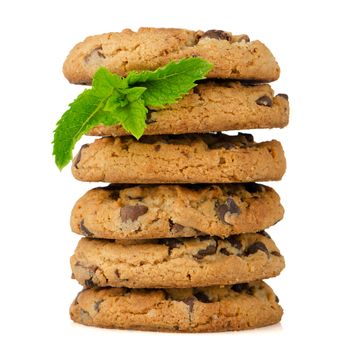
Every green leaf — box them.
[53,58,213,169]
[126,57,213,106]
[92,67,128,96]
[52,89,119,170]
[114,99,148,139]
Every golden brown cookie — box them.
[70,281,283,332]
[71,183,284,240]
[71,232,285,288]
[72,133,286,183]
[88,82,289,136]
[63,28,280,84]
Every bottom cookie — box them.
[70,281,282,332]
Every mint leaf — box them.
[115,99,148,139]
[53,90,120,170]
[126,57,213,106]
[53,58,213,169]
[92,67,128,96]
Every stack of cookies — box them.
[64,28,289,332]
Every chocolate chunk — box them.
[115,269,120,278]
[231,283,254,295]
[80,220,94,237]
[154,145,161,151]
[145,112,156,124]
[276,93,289,101]
[256,95,273,107]
[202,30,231,41]
[236,34,250,43]
[159,238,183,250]
[244,183,262,193]
[183,297,196,312]
[109,190,120,200]
[227,236,242,250]
[256,231,271,239]
[210,141,236,150]
[238,132,254,143]
[198,236,212,241]
[194,291,210,303]
[120,204,148,222]
[271,251,281,257]
[169,219,184,232]
[84,278,97,288]
[219,247,231,256]
[216,197,240,223]
[244,241,269,257]
[275,295,280,303]
[193,244,217,259]
[94,300,104,312]
[73,144,89,169]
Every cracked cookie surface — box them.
[70,281,282,332]
[71,183,284,239]
[71,232,285,288]
[63,28,280,84]
[88,81,289,136]
[72,133,286,183]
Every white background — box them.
[0,0,349,349]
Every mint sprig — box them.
[53,57,213,170]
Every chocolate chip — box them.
[227,236,242,250]
[120,204,148,222]
[255,96,272,107]
[238,132,254,143]
[194,291,210,303]
[154,145,161,151]
[216,197,240,223]
[244,242,269,257]
[271,251,281,257]
[158,238,183,250]
[115,269,120,278]
[193,244,217,259]
[276,93,289,101]
[109,190,120,200]
[256,95,273,107]
[275,295,280,303]
[231,283,254,295]
[236,34,250,43]
[84,278,97,288]
[169,219,184,232]
[198,236,212,241]
[256,231,271,239]
[219,247,231,256]
[94,300,104,312]
[244,183,262,193]
[73,144,89,169]
[210,141,236,150]
[202,30,231,41]
[80,220,94,237]
[146,112,156,124]
[183,297,196,312]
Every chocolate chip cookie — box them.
[72,133,286,183]
[70,281,282,332]
[63,28,280,84]
[71,232,284,288]
[88,81,289,136]
[71,183,283,240]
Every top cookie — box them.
[63,28,280,84]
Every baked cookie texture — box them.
[63,28,280,84]
[71,183,284,240]
[88,82,289,136]
[72,133,286,183]
[70,281,283,332]
[71,232,285,288]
